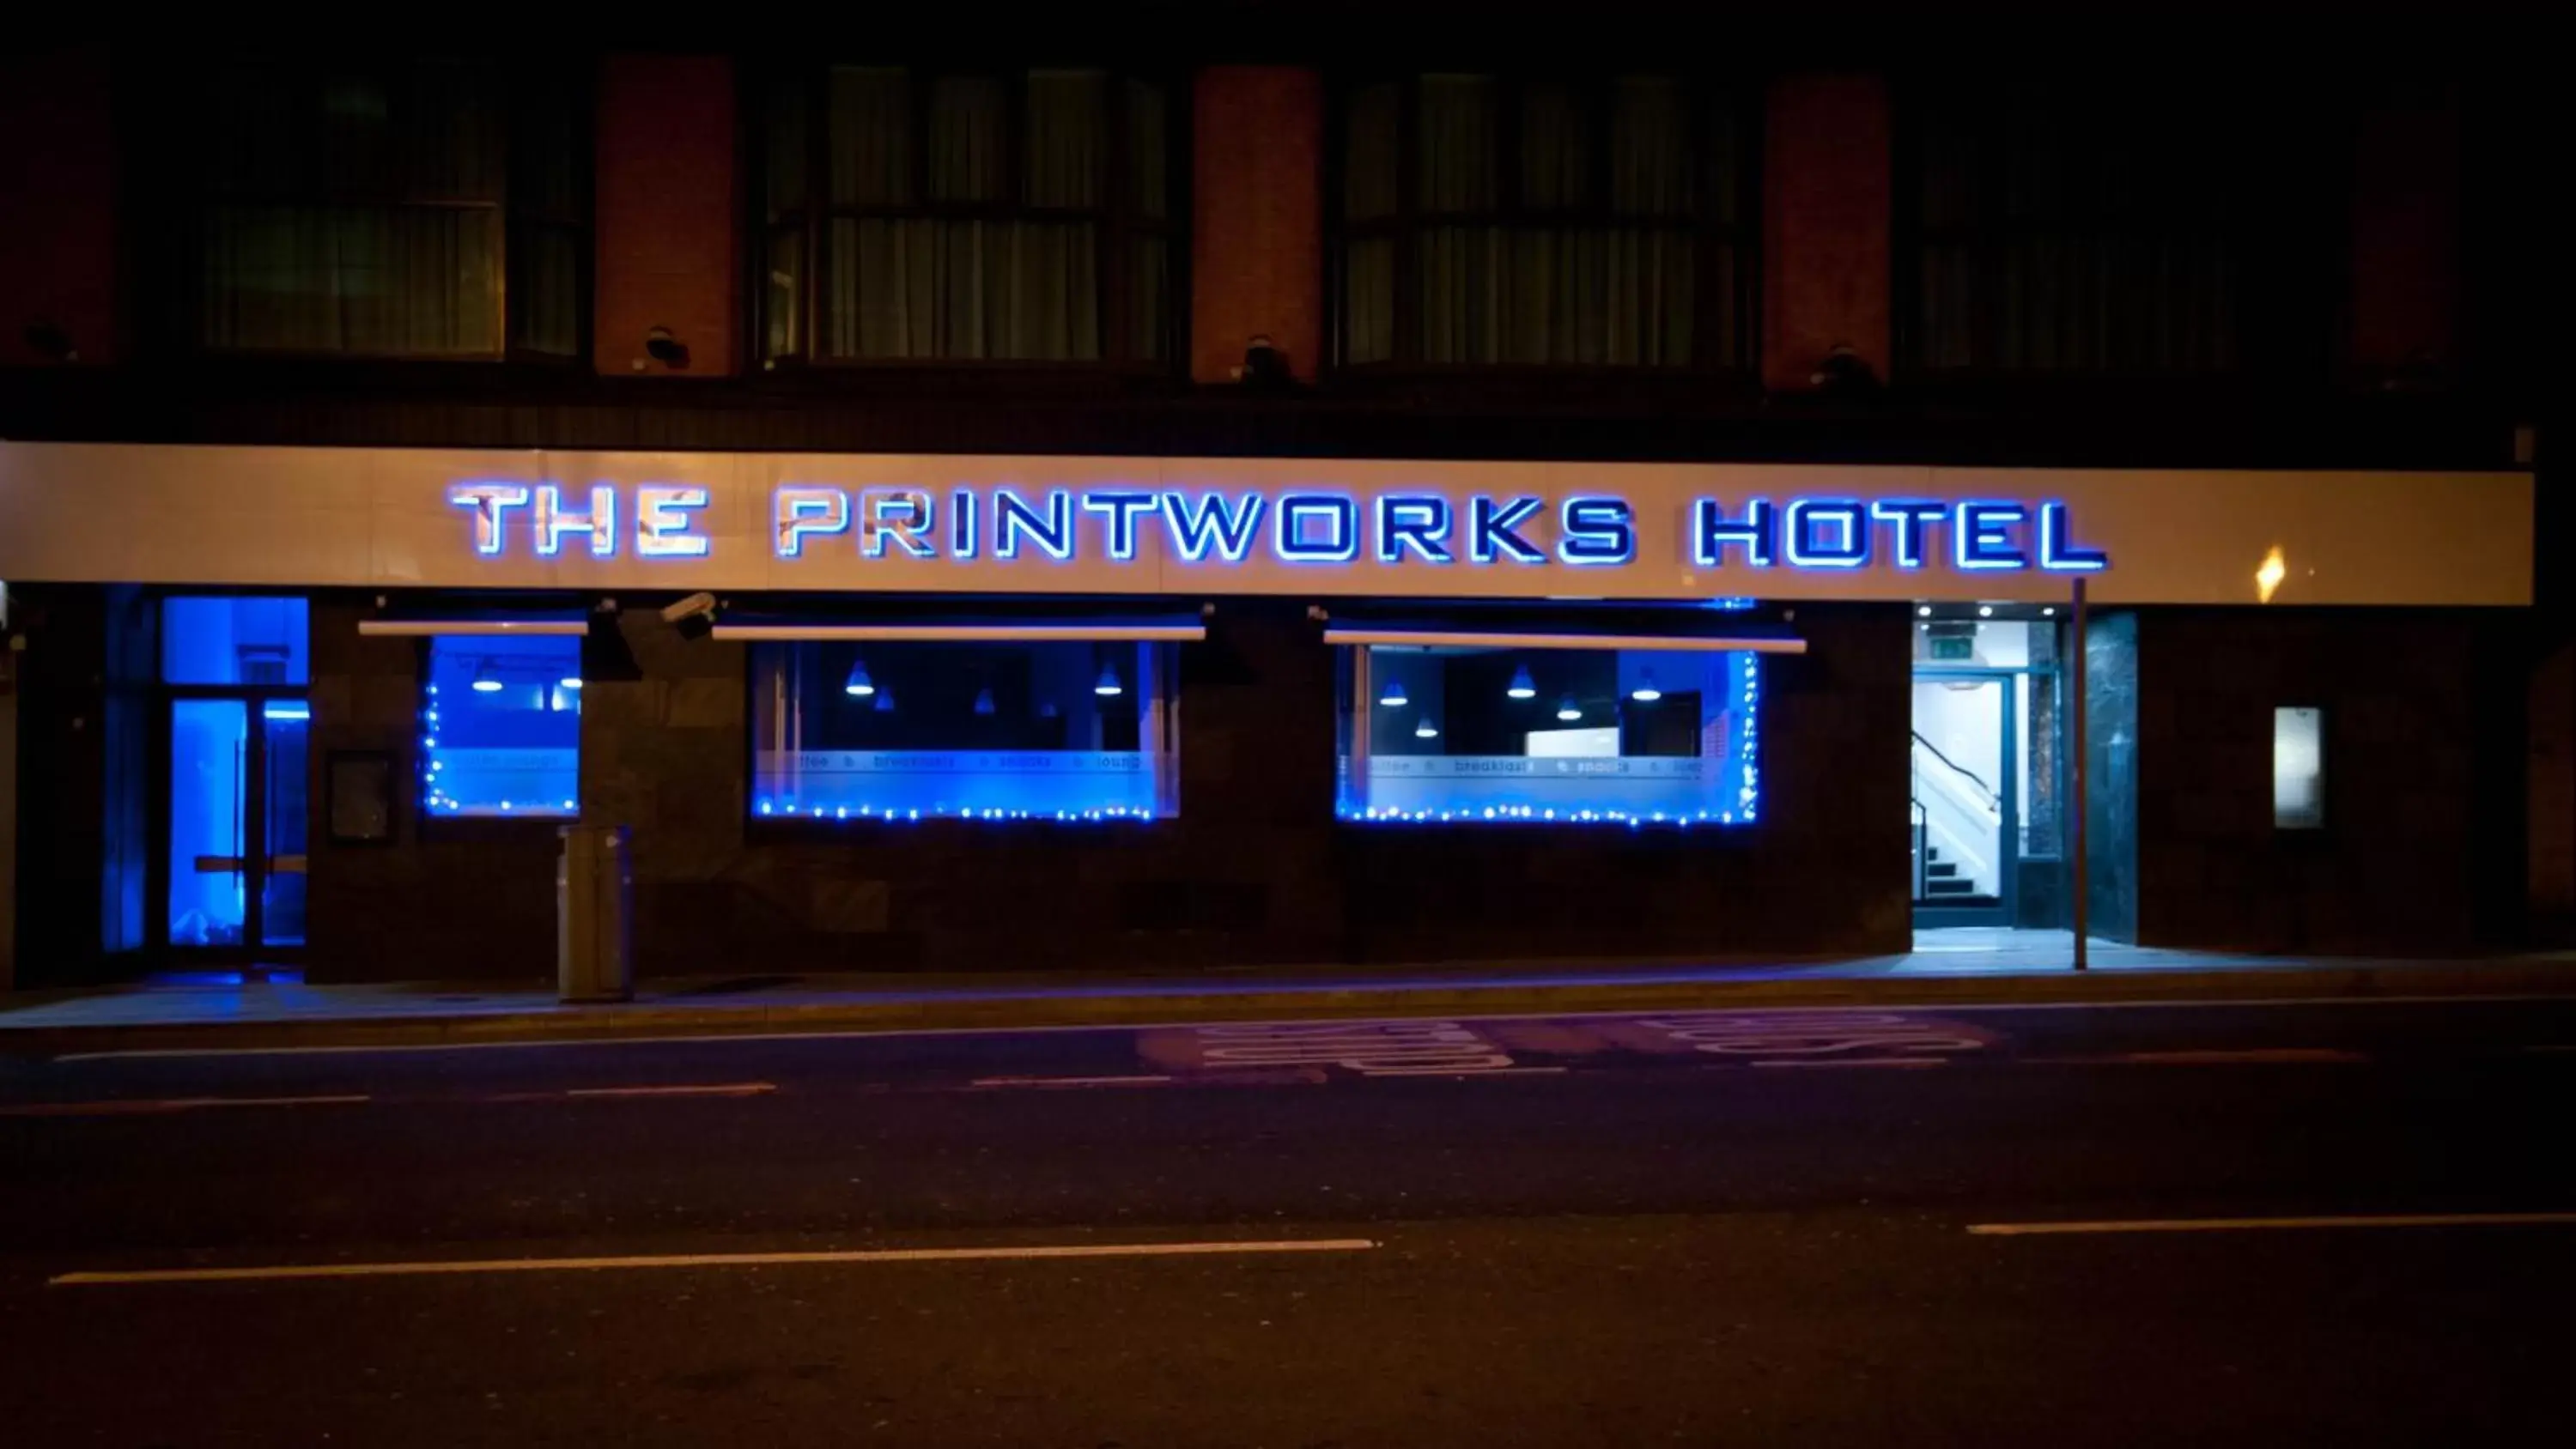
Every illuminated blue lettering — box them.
[995,488,1075,561]
[1275,494,1360,563]
[1158,492,1267,563]
[2038,501,2108,572]
[1691,499,1777,567]
[635,486,711,558]
[1376,495,1454,564]
[951,488,978,560]
[534,484,616,559]
[1868,500,1947,569]
[1082,491,1161,561]
[1784,499,1868,569]
[774,487,850,558]
[1956,501,2029,571]
[860,488,937,560]
[450,483,531,556]
[1557,496,1635,567]
[1469,495,1547,564]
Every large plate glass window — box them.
[422,635,581,816]
[1337,644,1760,824]
[750,640,1176,822]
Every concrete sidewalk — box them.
[3,931,2572,1056]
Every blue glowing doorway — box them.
[164,696,308,950]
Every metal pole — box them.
[2069,578,2089,972]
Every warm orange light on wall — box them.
[2256,547,2287,603]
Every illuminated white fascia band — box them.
[713,624,1206,643]
[1321,629,1805,654]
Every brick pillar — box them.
[1191,67,1324,384]
[1761,74,1892,393]
[2348,90,2460,382]
[594,55,740,378]
[0,46,117,366]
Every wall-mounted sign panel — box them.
[0,444,2532,608]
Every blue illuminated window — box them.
[162,597,309,684]
[749,641,1176,822]
[423,636,580,816]
[1338,644,1761,825]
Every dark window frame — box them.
[751,58,1182,372]
[1891,73,2336,388]
[1327,69,1759,377]
[157,51,592,367]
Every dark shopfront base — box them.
[3,592,2531,987]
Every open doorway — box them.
[1911,611,2066,932]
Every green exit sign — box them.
[1928,632,1976,661]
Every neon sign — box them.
[449,484,2110,574]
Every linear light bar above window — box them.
[1321,627,1803,654]
[713,620,1205,644]
[358,619,589,637]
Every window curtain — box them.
[1350,75,1705,367]
[197,61,510,356]
[202,204,501,355]
[1412,76,1696,367]
[1912,90,2245,375]
[818,70,1107,361]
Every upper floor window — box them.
[189,57,586,360]
[1901,81,2326,380]
[758,65,1175,366]
[1334,74,1749,371]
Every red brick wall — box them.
[1761,74,1892,393]
[593,55,739,378]
[2348,91,2460,377]
[1191,67,1323,384]
[0,46,118,366]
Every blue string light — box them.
[752,799,1160,823]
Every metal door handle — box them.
[192,855,246,874]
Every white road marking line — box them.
[562,1082,776,1099]
[1967,1212,2576,1237]
[2111,1048,2366,1064]
[969,1075,1174,1088]
[0,1094,369,1118]
[1360,1064,1568,1077]
[46,991,2576,1062]
[50,1237,1381,1287]
[1747,1057,1946,1070]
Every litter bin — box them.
[556,823,634,1003]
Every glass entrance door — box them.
[1911,673,2016,922]
[166,697,307,950]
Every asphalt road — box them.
[5,996,2574,1446]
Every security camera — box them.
[643,326,690,369]
[661,591,718,641]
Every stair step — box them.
[1926,861,1959,879]
[1924,877,1979,897]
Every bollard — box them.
[556,823,634,1003]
